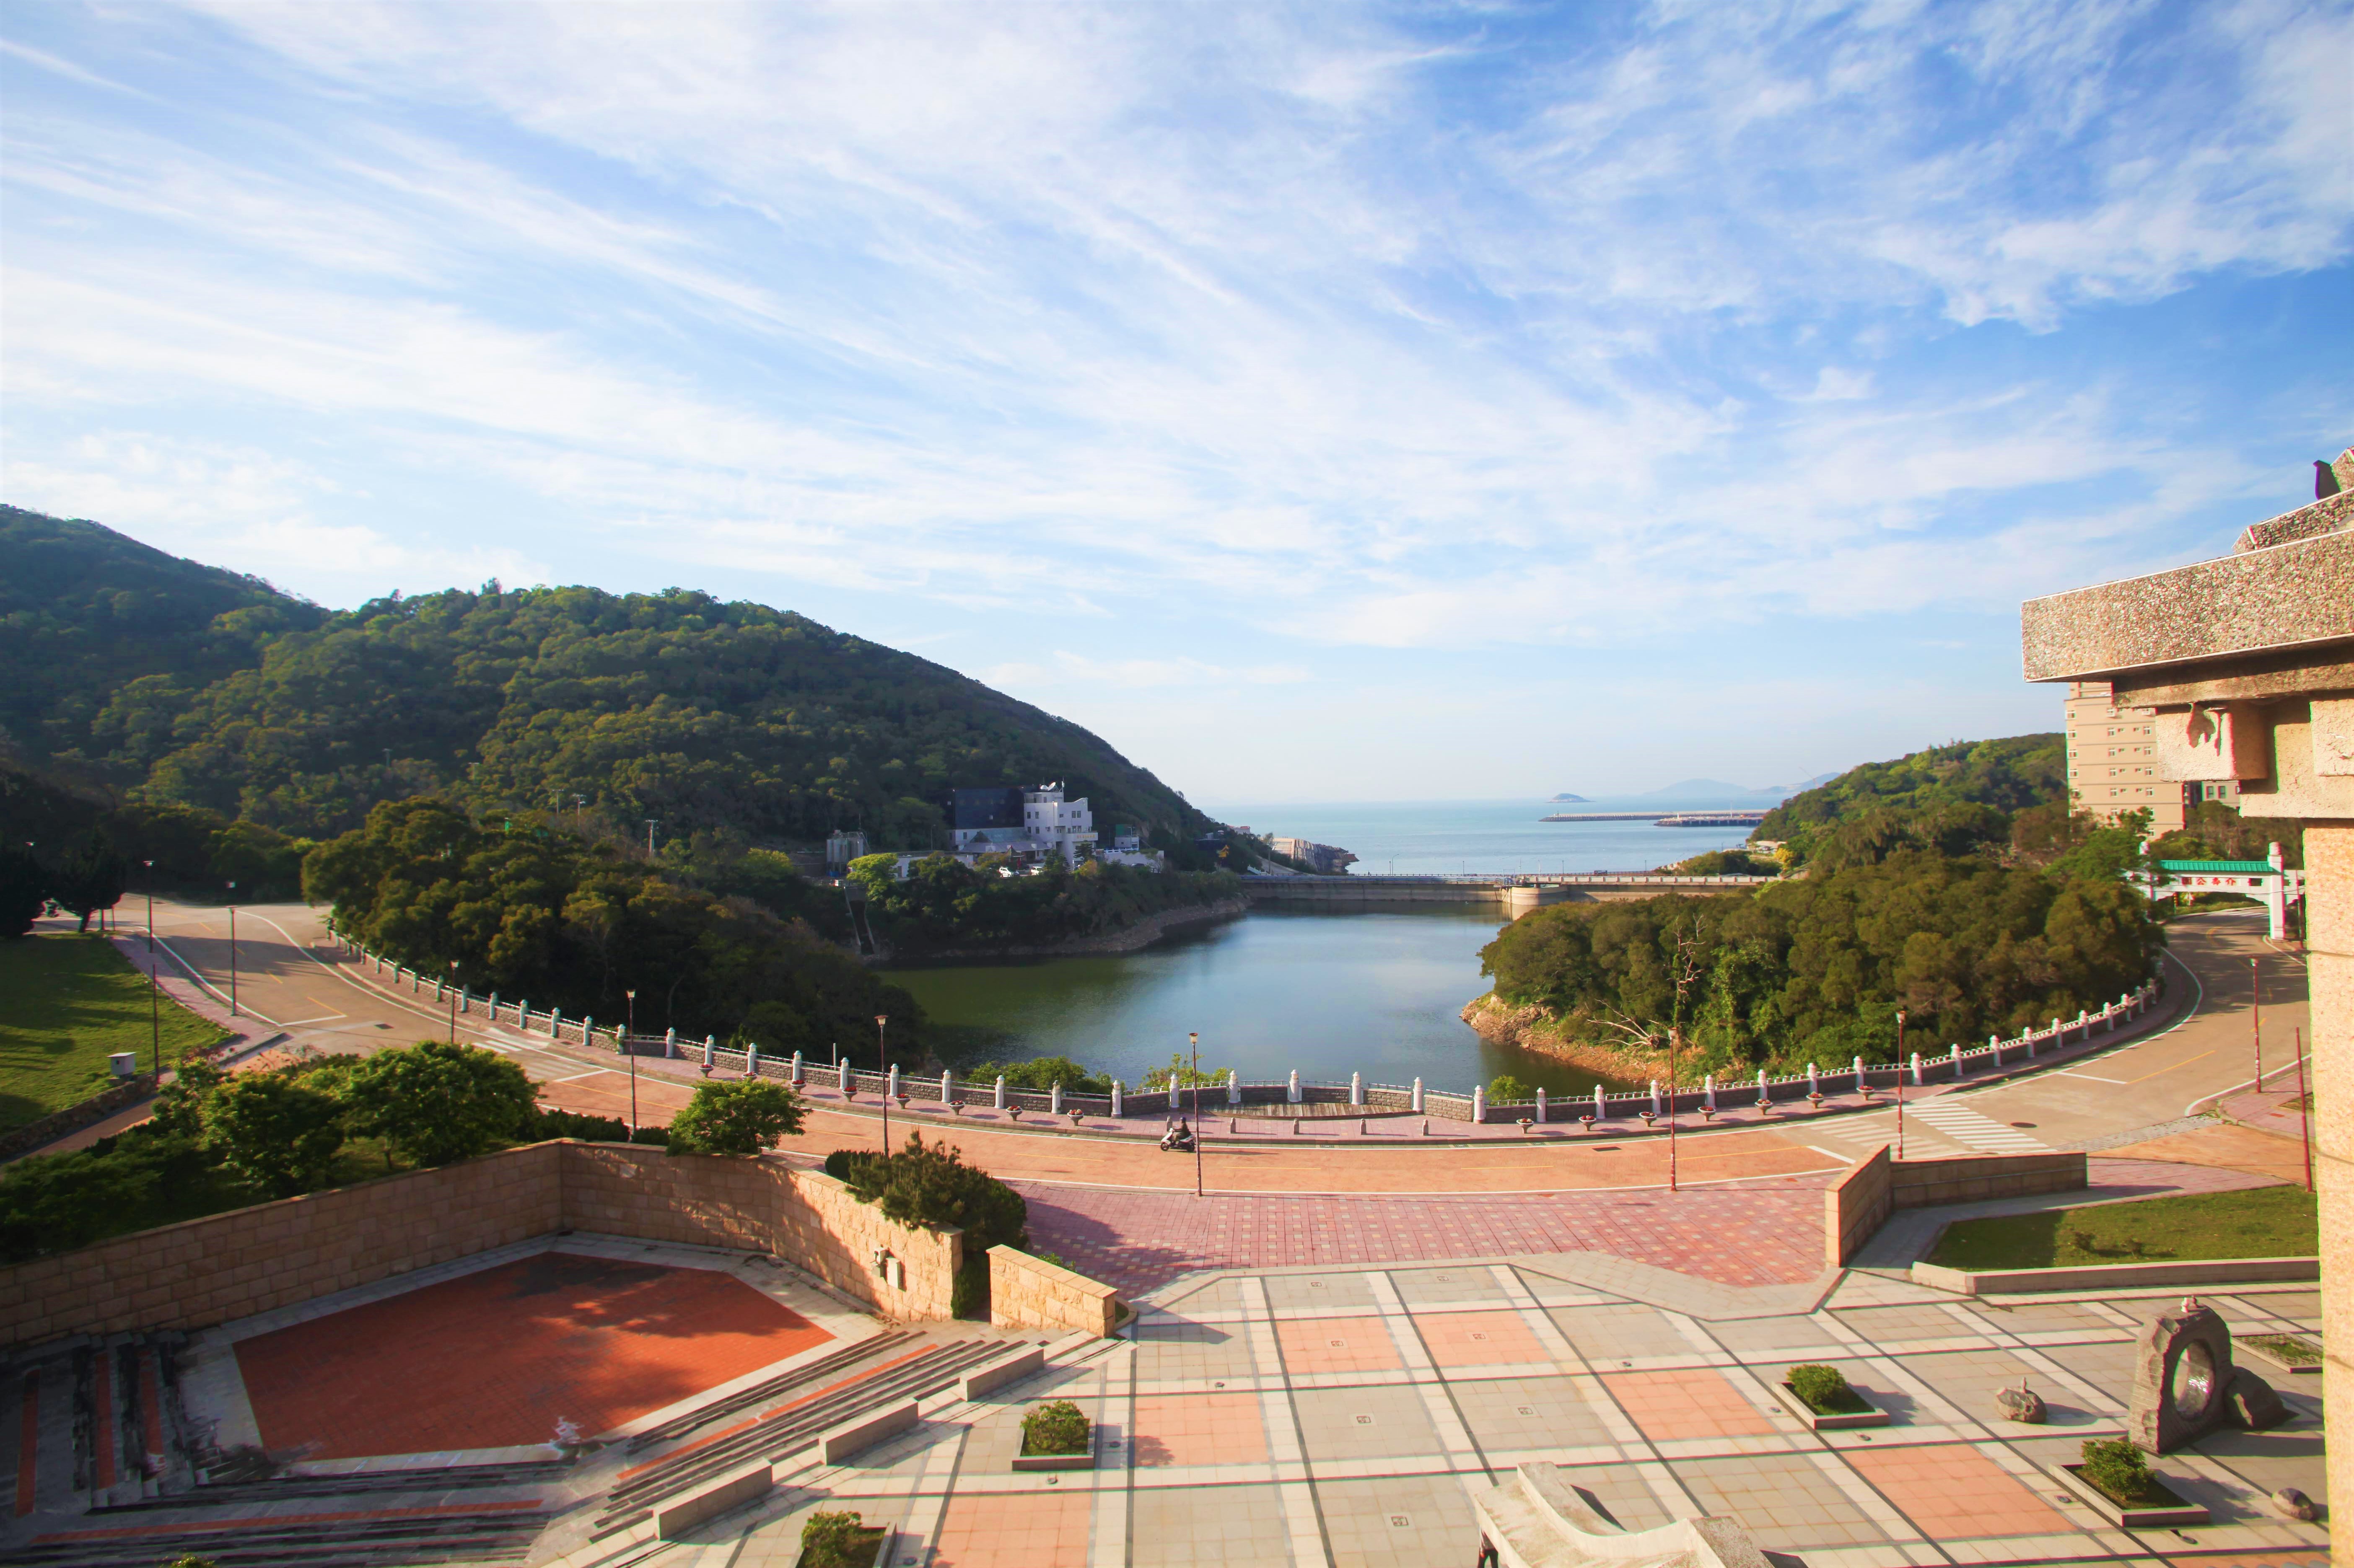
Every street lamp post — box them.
[1665,1030,1678,1193]
[448,960,460,1043]
[226,880,238,1017]
[625,988,639,1132]
[1894,1009,1907,1159]
[2250,955,2262,1092]
[876,1015,890,1153]
[1189,1030,1203,1199]
[646,819,660,859]
[143,860,158,1078]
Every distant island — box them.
[1548,792,1589,802]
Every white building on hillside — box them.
[1020,784,1097,863]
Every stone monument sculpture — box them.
[2126,1298,2288,1452]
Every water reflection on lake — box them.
[884,906,1639,1097]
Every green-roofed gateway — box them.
[2134,845,2307,938]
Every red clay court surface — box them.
[234,1252,832,1459]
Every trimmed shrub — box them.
[951,1258,989,1320]
[832,1133,1026,1254]
[2079,1437,2151,1503]
[666,1078,806,1155]
[1786,1364,1863,1414]
[1021,1399,1089,1456]
[533,1108,628,1142]
[798,1509,879,1568]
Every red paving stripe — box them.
[92,1353,114,1491]
[32,1499,544,1543]
[612,1345,941,1483]
[13,1374,35,1517]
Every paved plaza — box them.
[614,1259,2330,1568]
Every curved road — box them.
[73,899,2309,1198]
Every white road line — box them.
[2047,1071,2126,1084]
[545,1069,617,1084]
[277,1014,347,1027]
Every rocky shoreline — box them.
[1460,991,1669,1082]
[892,897,1250,963]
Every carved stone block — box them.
[2154,704,2270,781]
[2126,1299,2236,1453]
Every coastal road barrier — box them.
[326,931,2162,1133]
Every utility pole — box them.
[876,1015,890,1154]
[448,960,460,1043]
[2250,955,2262,1092]
[626,988,640,1131]
[226,880,238,1017]
[1190,1030,1203,1199]
[1894,1009,1907,1159]
[144,861,158,1078]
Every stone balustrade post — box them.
[1592,1084,1605,1120]
[1535,1087,1548,1122]
[1990,1033,2002,1066]
[747,1043,760,1076]
[1050,1082,1062,1115]
[994,1075,1007,1110]
[1472,1086,1486,1123]
[1111,1079,1123,1117]
[1950,1043,1962,1079]
[1649,1079,1661,1115]
[838,1056,851,1093]
[1909,1051,1922,1085]
[1703,1074,1715,1109]
[1411,1077,1424,1113]
[786,1049,801,1082]
[1350,1071,1363,1107]
[1288,1069,1300,1103]
[940,1070,952,1105]
[704,1036,715,1069]
[1807,1062,1818,1096]
[664,1027,677,1059]
[1853,1055,1865,1092]
[1226,1069,1240,1106]
[1755,1067,1768,1101]
[549,1007,562,1038]
[887,1064,900,1102]
[581,1015,593,1046]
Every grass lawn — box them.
[0,935,231,1133]
[1926,1185,2319,1270]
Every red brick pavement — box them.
[1014,1177,1832,1299]
[234,1252,830,1458]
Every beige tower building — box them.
[2063,681,2194,832]
[2023,450,2354,1515]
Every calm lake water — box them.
[892,906,1643,1099]
[890,801,1768,1097]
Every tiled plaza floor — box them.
[652,1265,2330,1568]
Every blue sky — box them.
[3,2,2347,803]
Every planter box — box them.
[1013,1448,1096,1472]
[1911,1255,2318,1296]
[2235,1334,2324,1376]
[2047,1464,2210,1529]
[1768,1380,1890,1431]
[793,1527,893,1568]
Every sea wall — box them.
[908,898,1247,961]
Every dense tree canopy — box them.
[1753,734,2066,867]
[308,797,920,1054]
[6,510,1213,854]
[1481,850,2158,1073]
[845,851,1238,954]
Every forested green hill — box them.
[1,508,1211,853]
[1751,733,2067,865]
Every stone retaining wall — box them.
[988,1245,1124,1338]
[1824,1146,2090,1267]
[0,1141,960,1349]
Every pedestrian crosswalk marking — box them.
[1902,1097,2052,1153]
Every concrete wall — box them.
[1823,1146,2090,1267]
[988,1245,1123,1338]
[2304,820,2350,1521]
[0,1141,961,1349]
[0,1142,565,1346]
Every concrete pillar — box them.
[664,1027,677,1059]
[746,1042,759,1076]
[1990,1034,2002,1066]
[1909,1051,1922,1085]
[1050,1082,1062,1115]
[1950,1044,1963,1080]
[1649,1079,1661,1115]
[1703,1075,1714,1109]
[703,1036,715,1069]
[994,1075,1007,1110]
[888,1064,900,1101]
[1111,1079,1123,1118]
[582,1015,594,1047]
[2293,822,2351,1519]
[1592,1084,1605,1120]
[1411,1077,1424,1112]
[941,1070,953,1105]
[548,1007,561,1038]
[1226,1069,1240,1106]
[1806,1062,1818,1096]
[788,1049,801,1083]
[1472,1086,1486,1123]
[1534,1087,1548,1122]
[1288,1069,1301,1103]
[1349,1071,1363,1107]
[838,1056,851,1093]
[1853,1056,1865,1092]
[1755,1067,1768,1101]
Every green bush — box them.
[1021,1399,1089,1456]
[532,1108,630,1142]
[666,1078,806,1155]
[201,1075,345,1198]
[968,1056,1112,1095]
[797,1509,878,1568]
[951,1258,990,1319]
[832,1133,1027,1254]
[2079,1438,2150,1503]
[1486,1074,1536,1103]
[1786,1364,1864,1414]
[342,1041,539,1167]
